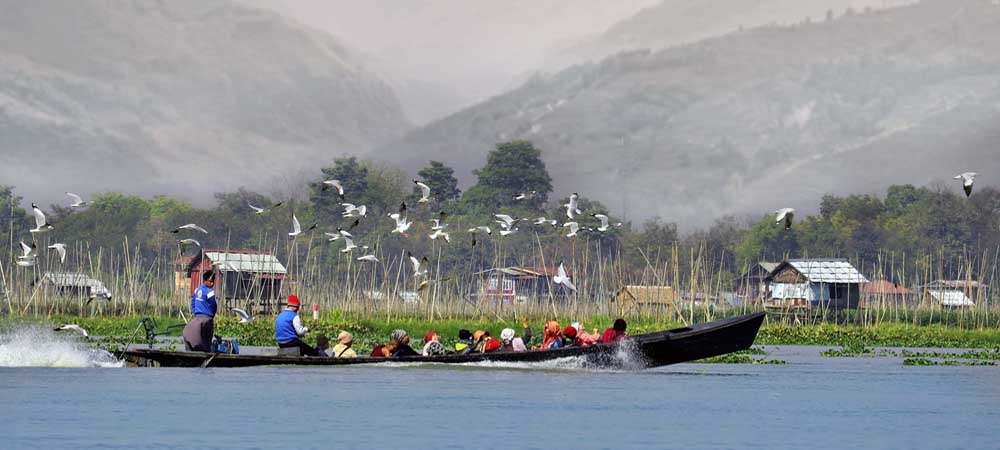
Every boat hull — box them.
[123,312,765,369]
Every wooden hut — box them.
[735,261,778,298]
[861,280,914,308]
[185,250,287,312]
[764,259,868,309]
[38,272,112,301]
[475,266,571,305]
[613,285,678,314]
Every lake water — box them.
[1,329,998,450]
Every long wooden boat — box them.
[123,312,765,369]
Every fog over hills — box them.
[375,0,1000,228]
[545,0,908,70]
[0,0,408,207]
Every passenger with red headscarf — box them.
[601,318,628,344]
[561,325,578,348]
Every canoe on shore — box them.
[123,312,765,369]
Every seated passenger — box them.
[561,326,578,348]
[601,318,628,344]
[274,295,319,356]
[332,331,358,358]
[455,329,474,354]
[473,330,502,353]
[389,329,420,357]
[538,320,563,350]
[315,334,332,357]
[370,343,391,358]
[422,330,450,356]
[572,322,601,347]
[499,318,532,352]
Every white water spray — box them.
[0,326,123,368]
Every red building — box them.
[182,250,287,312]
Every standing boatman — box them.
[183,271,217,352]
[275,295,318,356]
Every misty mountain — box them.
[374,0,1000,228]
[546,0,901,70]
[0,0,408,207]
[269,0,661,124]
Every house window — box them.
[488,278,498,290]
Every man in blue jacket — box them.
[183,271,217,351]
[275,295,318,356]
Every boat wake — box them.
[385,340,650,373]
[0,326,123,368]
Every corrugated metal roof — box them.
[787,259,868,284]
[928,290,974,307]
[41,272,112,298]
[204,252,286,274]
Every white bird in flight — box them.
[357,254,379,263]
[513,191,537,201]
[178,239,202,250]
[413,180,432,203]
[409,252,429,277]
[30,203,53,234]
[230,307,256,324]
[322,180,345,200]
[248,201,283,215]
[467,226,492,235]
[54,324,89,338]
[775,208,795,230]
[553,262,576,293]
[564,221,581,238]
[429,229,451,242]
[288,214,316,238]
[172,224,208,234]
[342,203,367,218]
[16,241,36,267]
[533,217,557,227]
[48,243,67,264]
[954,172,977,197]
[430,211,448,231]
[66,192,91,208]
[592,214,620,232]
[564,193,582,219]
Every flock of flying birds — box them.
[16,172,982,294]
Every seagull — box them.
[324,232,341,242]
[553,262,576,293]
[342,203,367,218]
[178,239,202,250]
[322,180,345,200]
[357,254,379,263]
[413,180,432,203]
[16,241,36,267]
[430,211,448,231]
[230,307,256,324]
[499,227,519,237]
[513,191,537,201]
[30,203,53,234]
[172,224,208,234]
[288,215,316,238]
[775,208,795,230]
[429,229,451,242]
[494,214,519,229]
[417,278,449,292]
[48,243,66,264]
[340,236,358,252]
[592,214,620,232]
[389,204,412,236]
[533,217,558,227]
[54,324,89,338]
[66,192,91,208]
[248,202,266,214]
[467,225,492,235]
[409,252,429,277]
[563,193,582,219]
[954,172,977,197]
[564,221,581,238]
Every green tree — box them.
[461,141,553,211]
[415,161,461,203]
[736,215,799,267]
[0,185,30,248]
[309,156,370,222]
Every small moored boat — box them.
[123,312,765,369]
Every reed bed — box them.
[2,231,998,330]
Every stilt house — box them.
[764,259,868,309]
